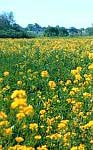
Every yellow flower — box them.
[0,145,2,150]
[3,71,9,77]
[71,69,78,75]
[75,74,82,81]
[0,120,9,127]
[17,80,22,85]
[73,80,78,84]
[76,67,82,72]
[83,92,92,98]
[11,101,19,109]
[16,112,25,120]
[88,52,93,59]
[40,109,46,115]
[70,146,78,150]
[65,79,71,86]
[69,90,75,96]
[78,144,85,150]
[47,118,55,126]
[29,123,38,131]
[71,87,80,93]
[8,145,35,150]
[88,63,93,69]
[88,120,93,128]
[58,120,68,130]
[90,140,93,144]
[34,135,41,140]
[0,111,7,119]
[5,128,12,135]
[11,90,26,99]
[46,126,52,133]
[37,145,48,150]
[63,87,67,92]
[11,98,27,109]
[41,70,48,78]
[15,137,24,143]
[48,81,56,89]
[22,105,34,116]
[22,124,27,129]
[0,78,3,83]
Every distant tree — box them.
[26,23,43,35]
[44,26,59,37]
[78,28,85,36]
[12,23,23,32]
[26,24,34,31]
[68,27,78,36]
[58,27,69,36]
[0,11,15,30]
[85,27,93,36]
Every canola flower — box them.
[48,81,56,89]
[0,37,93,149]
[3,71,9,77]
[15,137,24,143]
[41,70,49,78]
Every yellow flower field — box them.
[0,37,93,150]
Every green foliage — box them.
[86,27,93,36]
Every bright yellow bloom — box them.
[5,128,12,135]
[34,135,41,140]
[40,109,46,115]
[11,90,26,99]
[17,80,22,85]
[29,123,38,131]
[88,63,93,69]
[88,120,93,128]
[48,81,56,89]
[47,133,62,140]
[47,118,55,126]
[8,145,35,150]
[83,92,92,98]
[11,98,27,109]
[41,70,48,78]
[78,144,85,150]
[70,146,78,150]
[75,74,82,81]
[0,145,3,150]
[0,78,3,83]
[71,69,78,75]
[37,145,48,150]
[0,120,9,126]
[90,140,93,144]
[65,79,71,86]
[76,67,82,72]
[71,87,80,93]
[22,105,34,116]
[0,111,7,119]
[58,120,68,130]
[3,71,9,77]
[88,52,93,59]
[15,137,24,143]
[63,87,67,92]
[16,112,25,120]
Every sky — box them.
[0,0,93,28]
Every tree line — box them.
[0,11,93,38]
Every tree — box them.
[0,11,15,30]
[68,27,78,36]
[44,26,59,37]
[12,23,23,32]
[58,27,69,36]
[85,27,93,36]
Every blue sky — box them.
[0,0,93,28]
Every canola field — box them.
[0,38,93,150]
